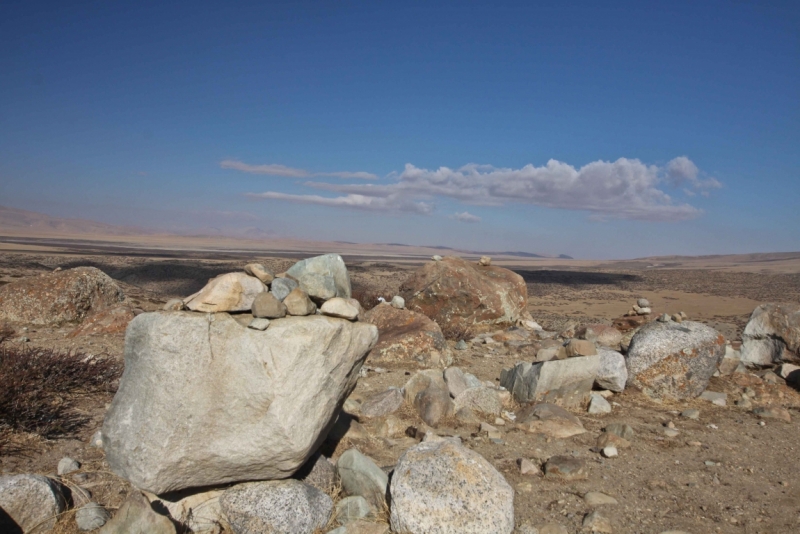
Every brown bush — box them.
[0,346,122,453]
[438,321,474,341]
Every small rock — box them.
[283,288,317,316]
[219,480,332,534]
[58,457,81,475]
[637,298,650,308]
[270,277,299,301]
[295,453,339,493]
[98,490,176,534]
[753,406,791,423]
[390,295,405,309]
[582,510,613,533]
[247,317,270,330]
[515,403,586,439]
[478,255,492,266]
[251,292,287,319]
[656,313,671,322]
[320,298,360,320]
[443,367,483,398]
[454,339,468,351]
[337,449,389,508]
[735,396,753,409]
[588,393,612,414]
[163,298,185,311]
[335,495,373,524]
[432,255,443,261]
[601,446,618,458]
[699,391,727,406]
[544,456,588,480]
[596,432,630,449]
[360,388,404,418]
[76,502,111,531]
[453,386,503,415]
[455,407,480,424]
[604,423,634,441]
[680,409,700,420]
[663,429,679,438]
[565,338,597,357]
[413,386,454,427]
[244,263,274,284]
[518,458,540,476]
[584,491,618,506]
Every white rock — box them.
[102,312,377,494]
[390,439,514,534]
[595,348,627,392]
[601,446,618,458]
[320,298,360,320]
[247,317,270,330]
[57,457,80,475]
[390,295,405,309]
[588,393,612,414]
[184,272,266,313]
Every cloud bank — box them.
[245,156,720,221]
[221,159,378,180]
[451,211,481,223]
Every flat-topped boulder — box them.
[0,266,124,325]
[102,311,377,494]
[399,256,527,336]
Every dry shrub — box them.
[438,322,473,341]
[0,345,122,454]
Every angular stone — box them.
[588,393,612,414]
[282,287,317,316]
[360,388,404,418]
[544,456,587,480]
[399,256,528,336]
[99,491,176,534]
[184,272,265,313]
[219,480,332,534]
[604,423,635,441]
[565,338,597,357]
[150,489,224,534]
[753,406,791,423]
[286,253,352,301]
[390,439,514,534]
[102,312,377,494]
[518,458,540,476]
[515,403,586,438]
[699,391,727,406]
[453,386,503,415]
[247,318,270,331]
[583,510,613,533]
[270,277,298,302]
[0,266,124,325]
[335,495,373,524]
[500,355,600,408]
[337,449,389,508]
[0,474,67,533]
[596,432,630,449]
[321,298,360,320]
[584,491,618,506]
[626,321,726,399]
[596,348,627,392]
[443,366,483,398]
[251,291,287,318]
[363,305,451,367]
[244,263,274,284]
[741,303,800,365]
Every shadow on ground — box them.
[514,269,641,286]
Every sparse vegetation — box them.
[0,345,122,454]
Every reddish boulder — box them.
[0,267,124,325]
[68,305,135,338]
[399,256,527,337]
[363,303,451,367]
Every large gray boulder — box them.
[184,272,266,313]
[286,253,352,301]
[500,356,600,409]
[596,348,627,392]
[219,480,332,534]
[102,311,378,494]
[626,320,725,399]
[390,439,514,534]
[740,303,800,365]
[0,474,67,533]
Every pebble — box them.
[247,318,270,331]
[681,409,700,419]
[753,406,791,423]
[601,446,618,458]
[588,393,612,414]
[518,458,540,476]
[57,457,80,476]
[735,396,753,409]
[583,491,618,506]
[544,456,588,480]
[454,339,468,351]
[663,429,679,438]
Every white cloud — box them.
[451,211,481,223]
[246,156,720,222]
[221,160,377,179]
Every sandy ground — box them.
[1,242,799,534]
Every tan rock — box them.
[243,263,274,284]
[251,292,287,319]
[283,288,317,316]
[185,272,266,313]
[320,297,359,320]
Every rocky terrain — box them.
[0,248,799,534]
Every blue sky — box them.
[0,1,797,258]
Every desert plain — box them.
[1,226,799,534]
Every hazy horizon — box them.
[1,1,798,259]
